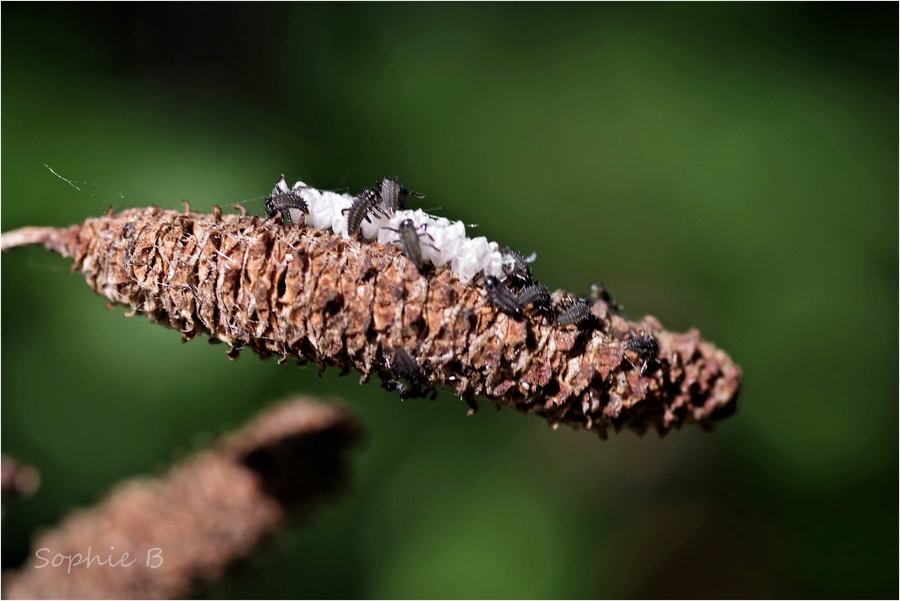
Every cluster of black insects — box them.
[486,251,661,375]
[265,176,424,230]
[265,175,660,396]
[266,176,433,269]
[381,346,484,414]
[486,247,603,327]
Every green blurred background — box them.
[2,3,896,598]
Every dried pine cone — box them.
[1,203,740,437]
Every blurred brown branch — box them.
[3,398,360,600]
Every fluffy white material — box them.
[271,178,512,283]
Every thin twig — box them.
[0,227,57,253]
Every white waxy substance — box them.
[271,177,520,283]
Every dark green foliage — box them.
[2,4,896,598]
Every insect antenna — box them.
[45,164,123,212]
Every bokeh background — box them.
[2,4,896,598]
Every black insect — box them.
[555,299,594,326]
[499,247,534,288]
[623,331,658,357]
[623,331,660,375]
[342,188,379,235]
[391,347,425,382]
[484,276,523,319]
[382,219,437,271]
[384,346,429,399]
[516,283,552,314]
[377,177,424,215]
[590,282,622,313]
[265,190,309,224]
